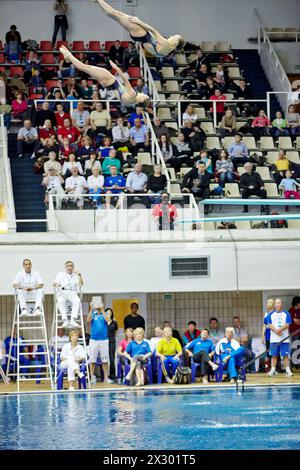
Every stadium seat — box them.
[259,136,275,150]
[169,93,180,101]
[162,67,175,78]
[201,122,215,135]
[40,41,53,51]
[105,41,115,51]
[278,136,293,149]
[264,183,279,197]
[201,41,215,52]
[42,54,56,71]
[180,167,193,178]
[222,136,235,148]
[255,166,271,180]
[228,67,242,79]
[128,67,141,78]
[56,41,69,50]
[0,66,5,74]
[215,41,231,51]
[236,121,248,131]
[266,151,278,164]
[288,220,300,229]
[170,183,181,194]
[175,53,187,66]
[167,168,176,181]
[242,136,257,149]
[89,41,101,51]
[165,122,178,131]
[46,79,58,91]
[121,41,129,48]
[224,183,241,197]
[0,53,5,63]
[170,137,178,145]
[154,80,162,91]
[206,137,221,149]
[194,107,206,119]
[235,221,252,230]
[204,222,216,231]
[137,153,152,165]
[295,137,300,150]
[286,151,300,164]
[157,108,172,120]
[0,41,3,51]
[72,41,85,51]
[10,66,23,77]
[165,81,179,92]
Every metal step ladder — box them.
[50,288,90,389]
[6,292,53,392]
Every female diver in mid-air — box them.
[93,0,185,57]
[59,46,150,106]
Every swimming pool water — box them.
[0,386,299,450]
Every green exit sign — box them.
[163,294,174,301]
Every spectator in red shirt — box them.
[55,103,71,128]
[58,137,77,161]
[12,92,28,120]
[57,118,81,148]
[39,119,57,146]
[289,296,300,367]
[210,88,226,124]
[152,192,178,231]
[251,110,271,139]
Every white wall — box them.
[1,0,300,48]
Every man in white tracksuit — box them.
[53,261,83,328]
[13,259,44,316]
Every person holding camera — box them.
[16,119,40,159]
[42,167,65,209]
[52,1,69,47]
[152,193,178,231]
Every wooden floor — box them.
[1,372,300,394]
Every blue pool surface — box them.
[0,386,300,450]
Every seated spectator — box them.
[109,40,124,65]
[153,118,170,140]
[228,133,250,170]
[60,331,86,391]
[24,50,41,85]
[55,103,71,128]
[162,321,183,346]
[35,101,56,128]
[215,327,245,383]
[29,69,47,96]
[90,102,111,139]
[102,148,122,176]
[203,76,216,99]
[40,135,58,157]
[215,149,235,187]
[98,136,115,159]
[182,321,201,345]
[42,168,65,209]
[62,153,84,177]
[214,63,227,91]
[65,166,88,208]
[233,79,252,100]
[84,152,102,177]
[58,137,77,161]
[135,78,149,97]
[196,63,209,94]
[65,77,80,100]
[77,136,95,162]
[149,327,163,353]
[181,120,206,152]
[105,165,126,208]
[39,119,57,146]
[87,167,105,207]
[78,79,93,100]
[158,134,173,163]
[147,165,167,201]
[112,117,130,150]
[123,41,139,68]
[210,88,226,123]
[46,79,66,100]
[57,118,81,148]
[9,76,28,97]
[272,149,290,186]
[240,162,267,213]
[50,327,69,352]
[124,327,152,387]
[152,192,178,230]
[128,106,146,128]
[198,150,213,174]
[0,99,12,130]
[44,151,62,175]
[190,48,211,75]
[156,326,182,384]
[17,119,39,159]
[271,111,289,139]
[279,170,300,200]
[182,161,213,213]
[183,104,198,124]
[124,303,145,330]
[218,108,237,138]
[170,132,193,172]
[266,298,293,378]
[58,56,76,80]
[233,316,254,368]
[129,118,150,157]
[125,163,148,206]
[185,329,218,383]
[208,317,224,346]
[72,101,90,135]
[117,328,134,383]
[49,90,66,111]
[251,109,271,139]
[12,92,28,120]
[286,104,300,140]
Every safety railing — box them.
[138,44,160,102]
[264,31,300,43]
[254,9,292,111]
[0,115,16,232]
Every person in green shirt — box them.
[271,111,289,139]
[102,148,122,175]
[0,101,12,130]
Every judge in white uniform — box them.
[60,330,86,390]
[53,260,83,328]
[65,166,88,208]
[13,259,44,316]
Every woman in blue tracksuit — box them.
[124,328,152,387]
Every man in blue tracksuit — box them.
[185,329,219,384]
[4,327,30,377]
[215,327,245,382]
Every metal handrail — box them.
[0,115,16,231]
[138,44,159,101]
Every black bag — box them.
[173,366,192,384]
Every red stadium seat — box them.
[105,41,115,51]
[0,53,5,63]
[128,67,141,78]
[0,41,4,51]
[121,41,129,48]
[72,41,85,51]
[42,53,56,71]
[10,66,24,77]
[0,66,5,74]
[40,41,53,51]
[88,41,101,51]
[46,79,58,91]
[56,41,69,50]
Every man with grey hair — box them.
[42,167,65,209]
[239,162,267,213]
[215,327,245,382]
[65,166,88,208]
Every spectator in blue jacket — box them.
[228,133,250,170]
[182,321,201,345]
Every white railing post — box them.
[266,92,271,121]
[0,114,16,232]
[213,101,217,129]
